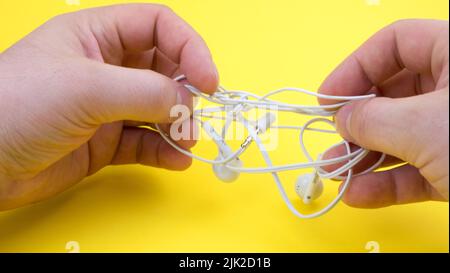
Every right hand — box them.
[319,19,449,208]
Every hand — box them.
[319,19,449,208]
[0,4,218,210]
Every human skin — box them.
[319,19,449,208]
[0,8,447,211]
[0,4,218,210]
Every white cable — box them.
[183,83,375,116]
[153,75,384,219]
[240,116,354,219]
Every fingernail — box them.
[335,103,355,143]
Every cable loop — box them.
[154,75,385,219]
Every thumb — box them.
[75,60,193,124]
[335,92,440,162]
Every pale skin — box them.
[0,4,448,211]
[320,19,449,207]
[0,4,218,210]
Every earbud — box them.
[206,113,276,183]
[256,112,276,134]
[295,172,323,205]
[202,121,231,153]
[213,156,243,182]
[202,121,242,182]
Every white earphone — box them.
[154,75,385,219]
[205,113,276,182]
[202,120,243,182]
[212,159,243,183]
[295,172,323,205]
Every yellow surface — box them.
[0,0,448,253]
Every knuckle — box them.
[47,14,64,23]
[154,3,173,14]
[47,13,72,25]
[387,19,412,30]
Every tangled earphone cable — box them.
[154,75,385,219]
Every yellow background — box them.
[0,0,448,253]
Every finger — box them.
[377,69,419,98]
[334,90,448,161]
[0,128,192,210]
[377,69,438,98]
[318,19,448,104]
[86,121,196,175]
[123,120,150,127]
[321,143,402,175]
[77,60,193,124]
[155,118,198,150]
[86,121,123,175]
[84,4,218,92]
[110,127,192,170]
[123,48,180,78]
[341,164,446,208]
[123,120,197,150]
